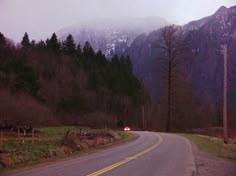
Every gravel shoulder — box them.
[190,140,236,176]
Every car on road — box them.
[124,126,131,131]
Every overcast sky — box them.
[0,0,236,42]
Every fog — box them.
[0,0,235,42]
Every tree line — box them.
[0,32,148,128]
[1,27,233,132]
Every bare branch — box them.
[153,25,194,132]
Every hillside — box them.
[128,5,236,102]
[0,32,148,128]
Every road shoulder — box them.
[182,136,236,176]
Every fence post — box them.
[0,130,3,147]
[17,128,20,146]
[44,130,47,143]
[32,128,35,144]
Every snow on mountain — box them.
[57,17,168,57]
[127,5,236,102]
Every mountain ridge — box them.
[57,16,168,57]
[127,5,236,102]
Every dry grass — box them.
[180,133,236,161]
[0,126,129,169]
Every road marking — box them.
[87,134,162,176]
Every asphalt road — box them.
[6,132,196,176]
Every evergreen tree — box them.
[63,34,76,56]
[0,32,6,46]
[46,33,61,54]
[111,54,119,65]
[0,31,147,128]
[36,40,46,50]
[21,32,30,48]
[120,55,126,70]
[95,50,106,65]
[31,40,36,48]
[76,44,82,57]
[125,56,133,74]
[83,41,94,58]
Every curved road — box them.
[6,132,196,176]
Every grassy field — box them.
[1,126,80,153]
[180,134,236,161]
[0,126,131,169]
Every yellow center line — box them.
[87,134,163,176]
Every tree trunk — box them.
[142,105,145,130]
[32,128,35,144]
[17,128,20,146]
[0,130,3,147]
[166,61,172,132]
[223,45,228,144]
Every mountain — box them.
[184,5,236,103]
[57,17,168,57]
[127,5,236,103]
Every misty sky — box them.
[0,0,236,42]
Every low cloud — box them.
[0,0,235,42]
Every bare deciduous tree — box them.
[156,25,193,132]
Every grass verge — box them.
[0,126,133,173]
[179,134,236,161]
[117,131,131,140]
